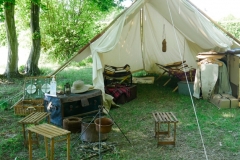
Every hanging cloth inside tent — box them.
[162,24,167,52]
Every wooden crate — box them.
[14,99,44,116]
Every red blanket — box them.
[105,86,130,100]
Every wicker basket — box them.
[14,99,44,116]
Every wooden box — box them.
[44,89,103,127]
[229,54,240,99]
[14,76,51,116]
[210,94,239,108]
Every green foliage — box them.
[0,100,8,110]
[93,0,124,11]
[0,6,4,21]
[0,23,6,45]
[38,66,53,75]
[218,21,240,40]
[0,0,16,21]
[15,0,31,30]
[31,0,40,5]
[70,56,93,67]
[40,0,123,63]
[18,65,25,73]
[218,15,240,40]
[85,56,93,63]
[32,30,41,40]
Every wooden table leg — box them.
[28,130,32,160]
[168,122,170,137]
[174,122,177,145]
[44,137,49,159]
[22,124,26,146]
[67,133,70,160]
[157,122,160,147]
[47,115,50,124]
[154,121,156,138]
[50,138,54,160]
[35,126,39,146]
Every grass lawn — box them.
[0,67,240,160]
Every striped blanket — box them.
[105,85,130,100]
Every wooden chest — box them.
[44,89,103,127]
[210,94,238,109]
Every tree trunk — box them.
[4,1,21,78]
[25,0,41,75]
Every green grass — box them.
[0,67,240,160]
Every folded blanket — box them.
[105,86,130,100]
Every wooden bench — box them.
[18,112,50,146]
[152,112,178,146]
[27,123,71,160]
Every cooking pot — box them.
[94,117,113,133]
[81,116,108,142]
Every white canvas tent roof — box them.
[52,0,240,99]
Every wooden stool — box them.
[18,112,50,146]
[27,123,71,160]
[152,112,178,146]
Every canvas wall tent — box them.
[52,0,240,99]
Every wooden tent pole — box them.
[186,0,240,45]
[49,2,137,76]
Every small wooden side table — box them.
[152,112,178,146]
[18,112,50,146]
[27,123,71,160]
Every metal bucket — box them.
[81,116,108,142]
[95,117,113,133]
